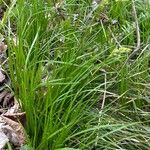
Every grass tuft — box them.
[6,0,150,149]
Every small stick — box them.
[128,0,141,60]
[100,70,107,110]
[108,26,121,48]
[95,69,107,147]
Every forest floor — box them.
[0,0,150,150]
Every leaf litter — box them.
[0,40,26,149]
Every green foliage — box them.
[20,145,33,150]
[6,0,150,149]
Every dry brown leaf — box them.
[0,42,7,65]
[0,131,9,149]
[1,116,26,146]
[2,125,23,146]
[0,69,5,83]
[0,42,7,52]
[7,98,21,114]
[0,108,7,114]
[3,92,14,108]
[0,117,9,149]
[0,91,14,109]
[0,91,7,102]
[4,112,26,127]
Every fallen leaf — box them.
[0,131,9,149]
[6,98,21,114]
[1,116,26,146]
[0,90,7,103]
[0,42,7,52]
[0,108,7,114]
[3,92,14,108]
[4,112,26,127]
[0,90,14,109]
[0,69,5,83]
[2,124,21,146]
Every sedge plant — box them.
[6,0,150,149]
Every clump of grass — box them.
[7,0,150,149]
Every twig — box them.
[108,26,121,48]
[100,70,107,110]
[123,44,149,69]
[135,44,150,60]
[128,0,141,60]
[95,69,107,147]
